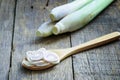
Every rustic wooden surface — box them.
[0,0,120,80]
[71,0,120,80]
[0,0,15,80]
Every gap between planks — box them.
[8,0,17,79]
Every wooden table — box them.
[0,0,120,80]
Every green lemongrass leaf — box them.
[52,0,113,35]
[50,0,93,22]
[36,21,56,37]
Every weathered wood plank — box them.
[71,0,120,80]
[0,0,15,80]
[9,0,73,80]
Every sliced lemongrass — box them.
[52,0,113,35]
[36,21,56,37]
[25,48,60,67]
[26,51,43,61]
[26,51,34,62]
[22,59,33,66]
[29,60,50,66]
[43,51,60,64]
[29,60,45,64]
[50,0,93,22]
[22,59,50,67]
[35,62,50,67]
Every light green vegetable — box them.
[50,0,93,22]
[52,0,113,35]
[36,21,55,37]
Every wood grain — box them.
[9,0,73,80]
[0,0,15,80]
[2,0,119,80]
[70,0,120,80]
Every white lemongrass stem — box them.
[36,21,56,37]
[50,0,93,22]
[52,0,113,35]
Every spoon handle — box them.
[70,32,120,55]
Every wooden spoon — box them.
[22,32,120,70]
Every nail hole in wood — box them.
[31,6,33,9]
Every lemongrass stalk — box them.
[50,0,93,22]
[52,0,113,35]
[36,21,56,37]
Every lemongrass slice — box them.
[26,48,46,61]
[35,62,50,66]
[36,21,56,37]
[22,59,33,66]
[22,59,50,67]
[52,0,113,35]
[50,0,93,22]
[43,51,60,64]
[26,51,43,62]
[29,60,50,67]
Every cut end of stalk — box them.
[52,26,59,35]
[50,13,56,22]
[36,31,42,37]
[36,30,52,37]
[52,22,65,35]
